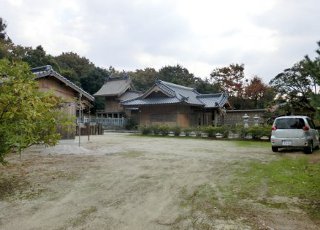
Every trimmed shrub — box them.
[202,126,229,138]
[140,126,152,135]
[172,126,181,136]
[183,127,193,137]
[237,125,271,140]
[247,126,271,140]
[152,125,161,135]
[125,118,138,130]
[194,127,202,137]
[140,124,271,140]
[159,125,170,136]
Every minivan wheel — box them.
[304,142,313,154]
[272,147,278,152]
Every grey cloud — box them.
[2,0,320,82]
[75,1,192,69]
[254,0,319,37]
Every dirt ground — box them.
[0,133,319,230]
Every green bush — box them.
[202,126,213,137]
[172,126,181,136]
[192,126,203,137]
[202,126,229,138]
[236,126,247,138]
[183,127,193,136]
[152,125,161,135]
[140,124,271,140]
[227,124,241,134]
[246,125,271,140]
[140,126,152,135]
[125,118,138,130]
[159,125,170,136]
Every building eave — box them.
[34,69,94,102]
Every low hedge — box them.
[140,126,152,135]
[245,126,271,139]
[202,126,229,138]
[139,125,272,140]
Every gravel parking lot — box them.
[0,133,319,230]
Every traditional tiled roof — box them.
[157,81,203,106]
[119,90,142,101]
[122,80,228,108]
[32,65,94,101]
[122,97,181,106]
[94,76,133,97]
[197,93,229,108]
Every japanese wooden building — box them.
[122,80,230,128]
[32,65,94,138]
[93,75,141,119]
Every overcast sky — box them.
[1,0,319,82]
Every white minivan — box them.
[271,116,319,153]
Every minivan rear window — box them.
[275,118,305,129]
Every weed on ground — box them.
[175,156,320,229]
[229,157,320,222]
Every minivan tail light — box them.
[303,126,309,131]
[272,126,277,131]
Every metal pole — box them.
[79,93,82,147]
[19,122,22,161]
[88,105,91,141]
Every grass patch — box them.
[0,175,30,200]
[175,184,221,229]
[257,199,288,209]
[176,157,320,228]
[231,157,320,220]
[0,173,48,200]
[180,184,219,210]
[175,184,256,229]
[0,164,40,200]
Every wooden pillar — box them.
[214,110,218,127]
